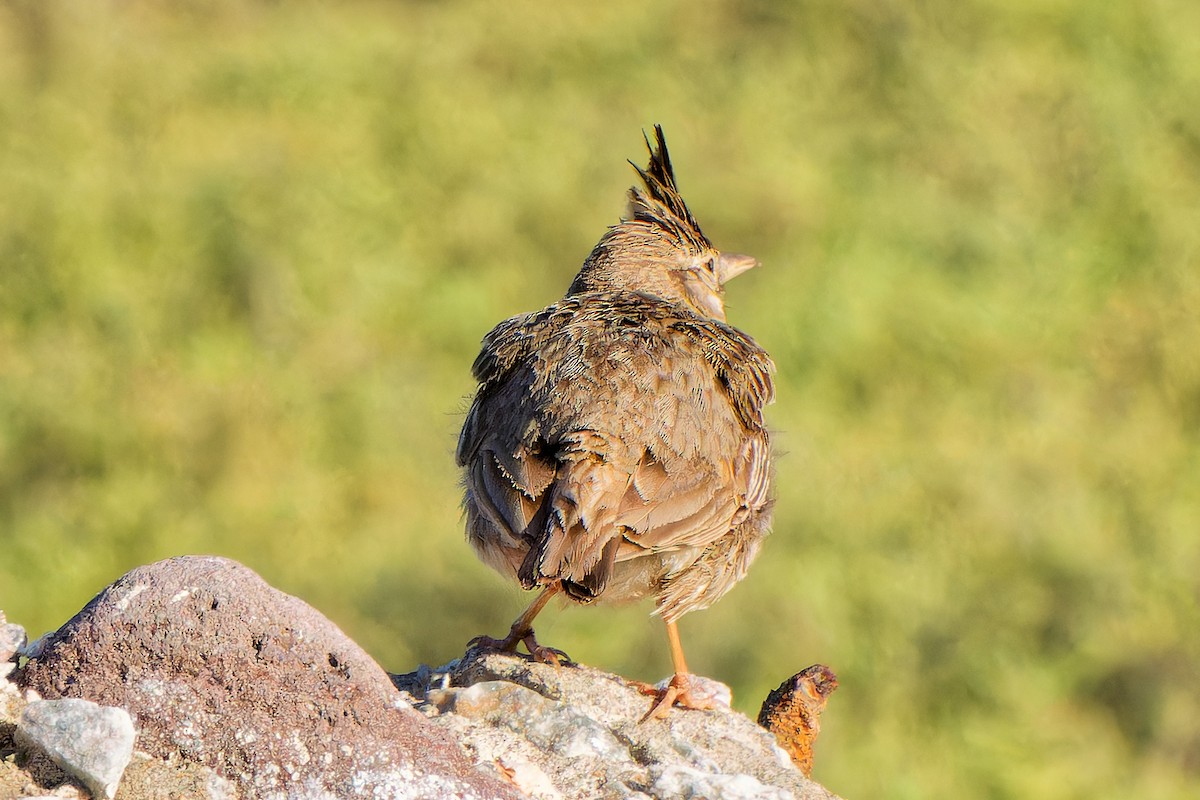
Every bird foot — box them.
[635,672,721,721]
[466,628,571,666]
[520,633,572,666]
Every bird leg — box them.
[638,619,717,721]
[467,583,571,665]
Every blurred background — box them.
[1,0,1198,796]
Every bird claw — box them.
[636,673,717,722]
[466,633,514,652]
[466,629,571,666]
[520,634,571,666]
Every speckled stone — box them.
[399,649,842,800]
[16,556,523,800]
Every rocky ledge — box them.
[1,556,841,799]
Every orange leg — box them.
[468,583,570,665]
[640,619,717,721]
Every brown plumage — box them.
[757,665,839,777]
[457,126,774,718]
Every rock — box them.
[757,666,839,778]
[5,560,844,800]
[396,648,843,800]
[15,557,523,800]
[15,698,136,799]
[1,611,26,680]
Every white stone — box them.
[1,620,27,661]
[16,698,137,800]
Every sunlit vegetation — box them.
[1,2,1197,797]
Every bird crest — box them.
[625,125,714,252]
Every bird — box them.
[757,665,839,777]
[456,125,774,719]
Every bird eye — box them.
[704,257,716,273]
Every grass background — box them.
[2,1,1198,797]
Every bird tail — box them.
[517,450,625,602]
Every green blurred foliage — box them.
[1,0,1198,796]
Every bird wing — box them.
[457,308,560,579]
[607,315,773,553]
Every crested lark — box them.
[457,126,774,718]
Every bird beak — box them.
[716,252,759,284]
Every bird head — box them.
[568,126,758,322]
